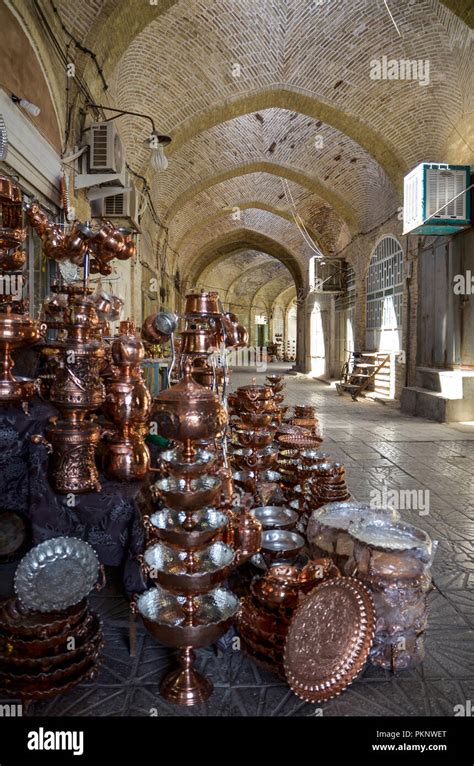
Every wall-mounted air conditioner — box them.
[90,180,140,231]
[312,258,344,292]
[75,122,127,190]
[403,163,471,235]
[88,122,124,174]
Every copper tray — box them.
[0,616,103,672]
[284,577,375,703]
[0,610,95,659]
[0,599,88,640]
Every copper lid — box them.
[284,577,375,703]
[154,361,218,403]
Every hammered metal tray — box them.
[284,577,375,703]
[14,537,100,613]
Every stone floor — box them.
[29,365,474,717]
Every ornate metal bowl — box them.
[147,508,228,549]
[137,586,239,647]
[160,448,216,478]
[155,475,222,511]
[250,506,298,530]
[261,529,305,564]
[14,538,100,613]
[143,540,234,594]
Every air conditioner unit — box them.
[90,182,140,231]
[312,258,343,292]
[88,122,124,174]
[403,163,471,235]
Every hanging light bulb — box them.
[11,94,41,117]
[148,132,171,172]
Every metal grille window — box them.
[366,236,403,331]
[335,264,355,311]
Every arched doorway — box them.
[366,235,403,353]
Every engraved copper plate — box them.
[284,577,375,703]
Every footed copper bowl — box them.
[154,475,222,511]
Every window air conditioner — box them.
[88,122,124,174]
[90,180,140,231]
[403,163,471,235]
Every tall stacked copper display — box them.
[25,201,143,492]
[135,362,261,705]
[0,177,45,408]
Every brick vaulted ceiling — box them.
[56,0,473,296]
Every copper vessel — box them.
[33,287,107,493]
[180,329,218,354]
[0,306,44,405]
[102,334,151,482]
[185,291,220,315]
[152,362,227,457]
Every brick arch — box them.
[251,272,295,311]
[165,161,359,232]
[186,229,305,294]
[175,201,330,256]
[166,86,405,196]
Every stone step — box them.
[400,386,474,422]
[415,367,474,397]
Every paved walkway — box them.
[31,365,474,717]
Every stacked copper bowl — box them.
[237,561,337,677]
[136,363,260,705]
[308,461,351,509]
[265,375,288,424]
[290,404,320,438]
[231,382,280,499]
[0,599,103,702]
[0,537,104,702]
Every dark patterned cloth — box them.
[0,400,147,597]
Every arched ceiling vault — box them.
[50,0,472,292]
[186,229,305,292]
[176,202,328,256]
[164,162,358,232]
[251,272,295,310]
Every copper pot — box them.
[152,362,227,455]
[102,436,149,482]
[181,329,217,354]
[141,314,168,344]
[228,510,262,564]
[185,291,220,315]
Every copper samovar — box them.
[33,287,106,494]
[102,333,151,481]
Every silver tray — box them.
[14,537,100,613]
[348,517,432,560]
[310,501,400,532]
